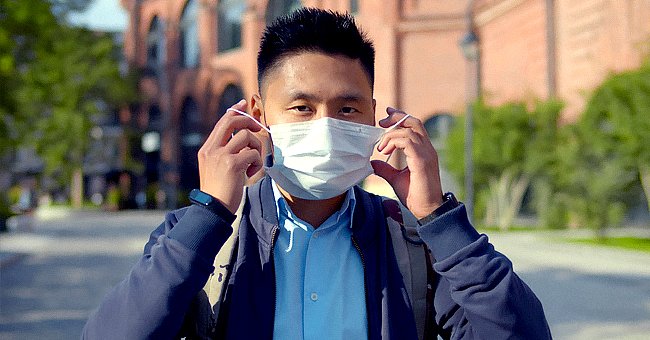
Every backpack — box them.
[194,188,434,339]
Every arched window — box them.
[423,113,454,150]
[350,0,359,14]
[216,84,245,119]
[218,0,246,52]
[179,97,203,192]
[265,0,302,25]
[148,104,162,129]
[146,16,166,74]
[424,113,459,193]
[180,0,200,68]
[143,105,162,185]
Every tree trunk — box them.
[485,177,498,226]
[485,170,531,230]
[640,165,650,214]
[499,174,530,230]
[71,168,83,209]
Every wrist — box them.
[417,192,460,225]
[189,189,236,223]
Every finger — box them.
[377,127,424,152]
[381,137,438,172]
[378,136,414,156]
[223,129,263,155]
[234,148,263,176]
[370,160,403,184]
[203,99,247,145]
[379,107,428,137]
[213,115,264,147]
[379,137,434,166]
[244,150,264,178]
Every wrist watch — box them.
[417,192,460,226]
[189,189,235,219]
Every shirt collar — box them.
[271,179,356,230]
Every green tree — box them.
[549,123,633,238]
[1,0,136,209]
[446,99,563,229]
[547,63,650,236]
[583,64,650,214]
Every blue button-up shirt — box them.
[271,181,368,340]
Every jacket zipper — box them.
[270,226,280,327]
[351,236,370,331]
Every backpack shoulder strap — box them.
[205,188,247,309]
[192,188,247,338]
[381,197,431,340]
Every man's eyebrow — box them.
[287,91,368,103]
[288,91,321,102]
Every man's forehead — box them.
[260,52,373,97]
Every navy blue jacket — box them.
[82,176,551,339]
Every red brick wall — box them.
[556,0,650,119]
[120,0,650,196]
[477,0,550,105]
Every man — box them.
[83,8,551,340]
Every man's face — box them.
[259,52,376,127]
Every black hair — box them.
[257,7,375,91]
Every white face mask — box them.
[227,108,409,200]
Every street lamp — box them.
[459,21,480,223]
[460,31,479,61]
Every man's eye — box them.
[291,106,312,113]
[340,107,359,115]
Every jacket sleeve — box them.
[417,204,552,340]
[81,205,235,340]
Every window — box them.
[350,0,359,14]
[217,0,246,52]
[216,84,245,119]
[180,0,200,68]
[424,113,459,193]
[423,113,454,150]
[148,105,162,130]
[265,0,302,25]
[179,97,202,192]
[146,16,166,74]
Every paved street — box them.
[488,232,650,339]
[1,210,649,339]
[0,209,165,339]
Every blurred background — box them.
[1,0,649,339]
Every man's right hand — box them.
[198,99,263,214]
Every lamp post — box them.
[459,6,480,223]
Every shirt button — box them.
[310,292,318,301]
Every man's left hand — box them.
[371,107,444,219]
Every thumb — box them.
[371,160,400,185]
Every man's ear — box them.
[251,94,265,124]
[372,98,377,124]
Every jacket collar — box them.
[350,185,382,248]
[247,175,382,247]
[247,176,279,246]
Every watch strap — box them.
[417,192,460,226]
[189,189,237,223]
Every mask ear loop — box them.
[226,108,271,134]
[226,108,275,167]
[379,114,411,162]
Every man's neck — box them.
[277,186,346,228]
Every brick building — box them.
[119,0,650,207]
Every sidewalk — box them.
[487,230,650,276]
[1,206,71,266]
[0,207,163,268]
[485,230,650,339]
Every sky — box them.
[67,0,129,32]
